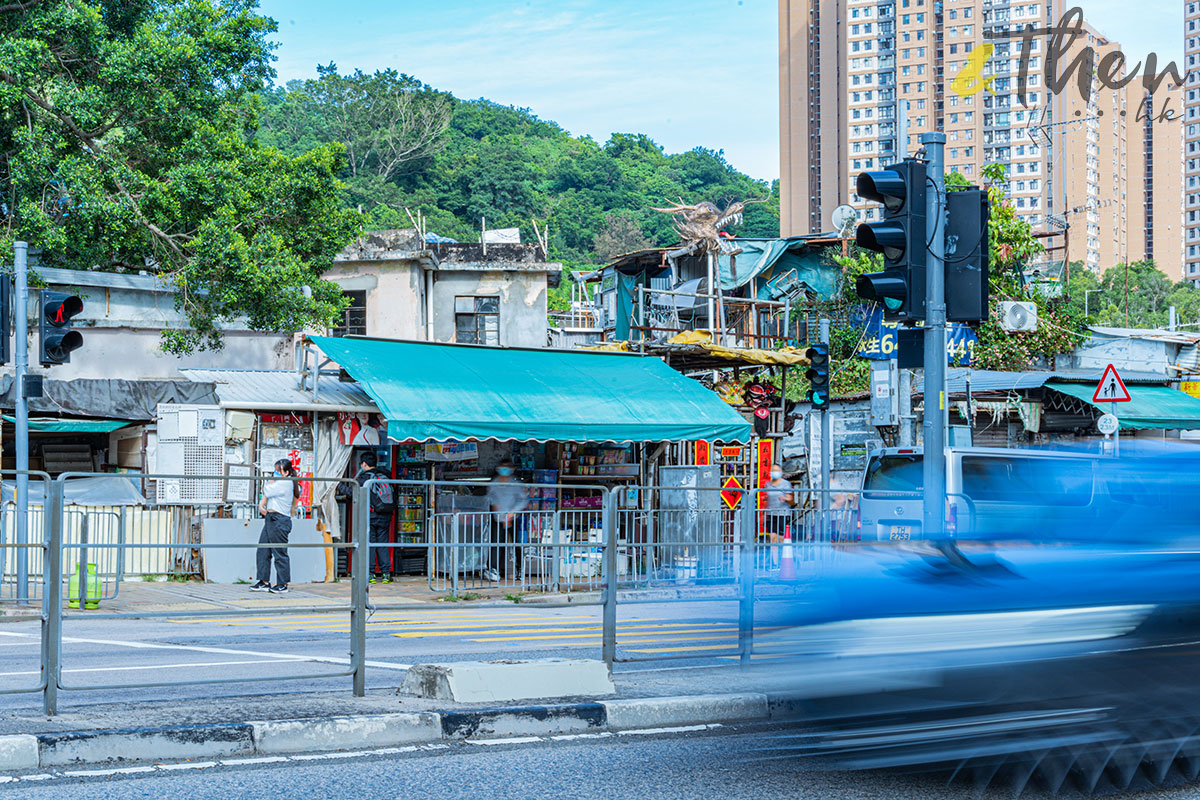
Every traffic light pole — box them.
[919,133,947,539]
[13,242,29,603]
[819,318,831,514]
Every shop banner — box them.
[423,441,479,462]
[854,305,977,365]
[337,412,382,446]
[756,439,773,511]
[695,440,711,466]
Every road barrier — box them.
[15,471,976,716]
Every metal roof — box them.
[917,368,1169,395]
[179,368,377,412]
[1089,326,1200,345]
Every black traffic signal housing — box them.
[0,275,10,366]
[944,188,990,323]
[40,290,83,366]
[806,343,830,409]
[854,159,927,321]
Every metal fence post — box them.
[43,479,64,715]
[350,484,369,697]
[76,513,88,609]
[601,489,618,669]
[738,493,755,665]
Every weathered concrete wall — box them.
[431,270,549,348]
[325,259,425,341]
[1066,336,1171,376]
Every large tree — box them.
[0,0,361,352]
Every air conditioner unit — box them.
[999,301,1038,332]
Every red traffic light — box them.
[44,294,83,327]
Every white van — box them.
[857,446,1106,541]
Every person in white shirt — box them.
[252,459,300,593]
[484,460,527,582]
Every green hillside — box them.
[257,66,780,271]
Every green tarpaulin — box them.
[308,336,751,443]
[1,416,130,433]
[718,238,838,300]
[1046,382,1200,430]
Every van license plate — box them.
[889,525,911,541]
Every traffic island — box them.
[400,659,616,703]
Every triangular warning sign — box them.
[1092,364,1132,403]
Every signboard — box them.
[1180,381,1200,400]
[423,441,479,462]
[695,440,711,466]
[756,439,773,511]
[1096,413,1119,436]
[1092,364,1132,403]
[720,476,743,509]
[855,306,977,365]
[719,446,743,460]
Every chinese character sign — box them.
[854,306,976,365]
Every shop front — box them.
[306,336,752,582]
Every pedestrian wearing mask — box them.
[252,459,300,594]
[485,460,527,583]
[764,464,796,543]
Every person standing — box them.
[485,460,527,583]
[356,451,395,583]
[764,464,796,542]
[252,458,300,594]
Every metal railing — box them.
[17,471,981,716]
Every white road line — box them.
[0,659,307,678]
[466,736,544,746]
[550,732,613,741]
[0,630,411,671]
[218,756,290,766]
[617,724,722,736]
[156,761,218,771]
[62,766,156,777]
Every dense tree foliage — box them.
[0,0,361,352]
[259,67,781,270]
[1064,260,1200,329]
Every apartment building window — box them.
[963,8,972,17]
[332,291,367,337]
[948,26,957,36]
[963,25,972,35]
[455,296,500,345]
[948,8,956,18]
[949,44,958,54]
[917,30,925,40]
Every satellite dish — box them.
[831,204,859,237]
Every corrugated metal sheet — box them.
[917,368,1169,395]
[1090,326,1200,345]
[179,369,376,412]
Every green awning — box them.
[2,416,131,433]
[308,336,752,443]
[1046,382,1200,430]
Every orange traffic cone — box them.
[780,523,796,580]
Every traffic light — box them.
[854,159,927,321]
[944,188,990,323]
[0,275,10,366]
[40,290,83,366]
[806,343,830,409]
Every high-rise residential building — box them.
[780,0,1183,279]
[1185,0,1200,281]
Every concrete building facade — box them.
[328,229,562,349]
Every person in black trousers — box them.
[251,458,300,593]
[356,452,395,583]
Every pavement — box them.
[0,578,821,773]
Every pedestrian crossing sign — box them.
[1092,364,1131,403]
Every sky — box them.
[258,0,1182,183]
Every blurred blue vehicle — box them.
[778,442,1200,793]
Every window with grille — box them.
[332,291,367,337]
[455,296,500,345]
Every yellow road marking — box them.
[373,623,734,639]
[623,643,740,653]
[466,631,739,644]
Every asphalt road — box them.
[7,724,1200,800]
[0,598,797,713]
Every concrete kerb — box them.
[10,692,788,769]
